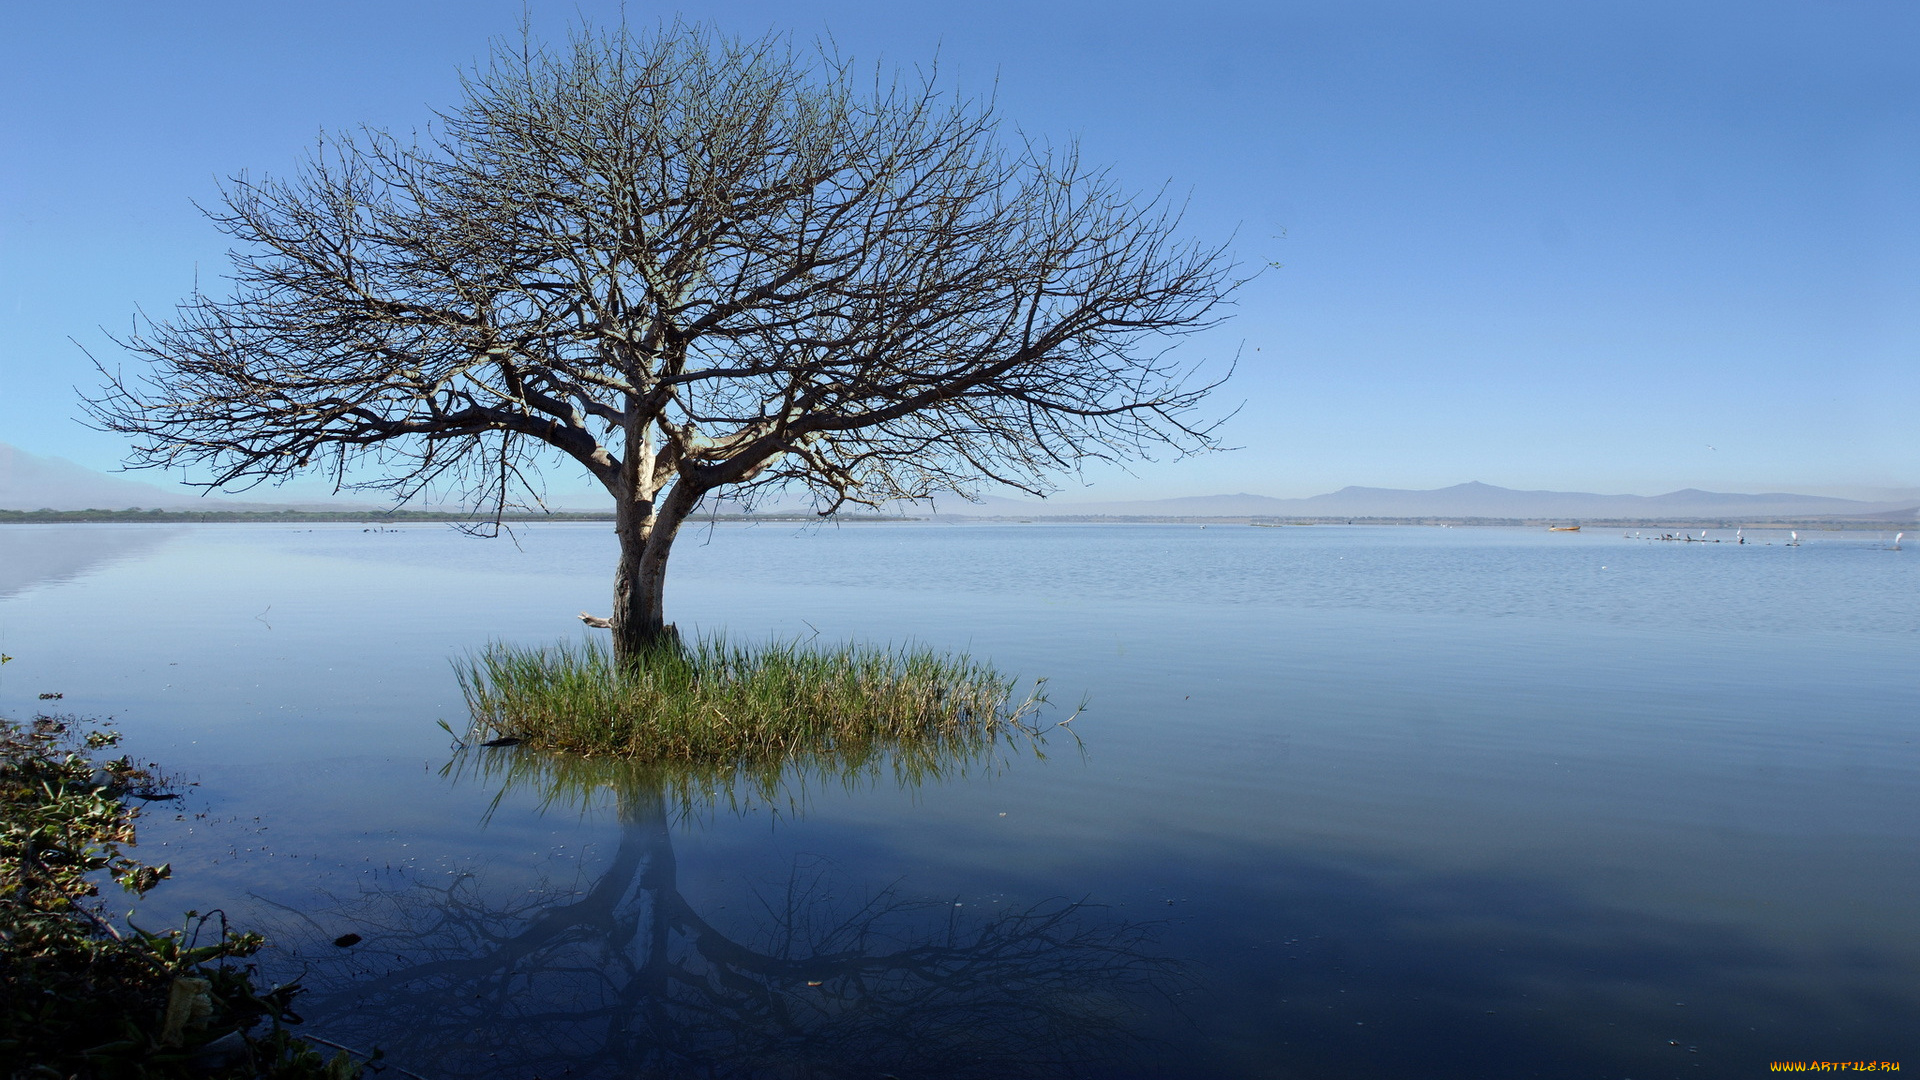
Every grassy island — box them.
[455,636,1046,765]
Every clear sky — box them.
[2,0,1915,504]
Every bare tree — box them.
[85,21,1238,658]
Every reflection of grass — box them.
[455,635,1051,766]
[445,701,1048,827]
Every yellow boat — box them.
[1548,525,1581,532]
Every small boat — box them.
[1547,525,1581,532]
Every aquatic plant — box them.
[0,715,366,1078]
[453,634,1052,765]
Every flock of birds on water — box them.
[1624,529,1903,550]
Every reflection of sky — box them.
[0,524,180,601]
[4,523,1915,1074]
[259,757,1177,1080]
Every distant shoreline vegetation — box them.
[0,508,912,525]
[0,507,1905,529]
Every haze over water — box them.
[1,521,1914,1077]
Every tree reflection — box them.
[269,740,1181,1079]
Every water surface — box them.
[0,521,1914,1078]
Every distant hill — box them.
[0,442,231,510]
[0,441,380,512]
[955,481,1918,521]
[5,445,1912,523]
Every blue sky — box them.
[2,1,1915,503]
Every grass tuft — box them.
[455,634,1048,765]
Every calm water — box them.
[1,521,1915,1078]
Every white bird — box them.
[578,612,613,629]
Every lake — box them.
[1,521,1915,1078]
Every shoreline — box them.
[0,507,1906,530]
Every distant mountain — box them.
[1851,505,1920,523]
[0,441,380,512]
[5,447,1912,523]
[0,442,230,510]
[954,481,1918,521]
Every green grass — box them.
[454,634,1050,766]
[445,691,1040,826]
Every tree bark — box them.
[610,483,701,664]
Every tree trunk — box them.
[610,484,700,664]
